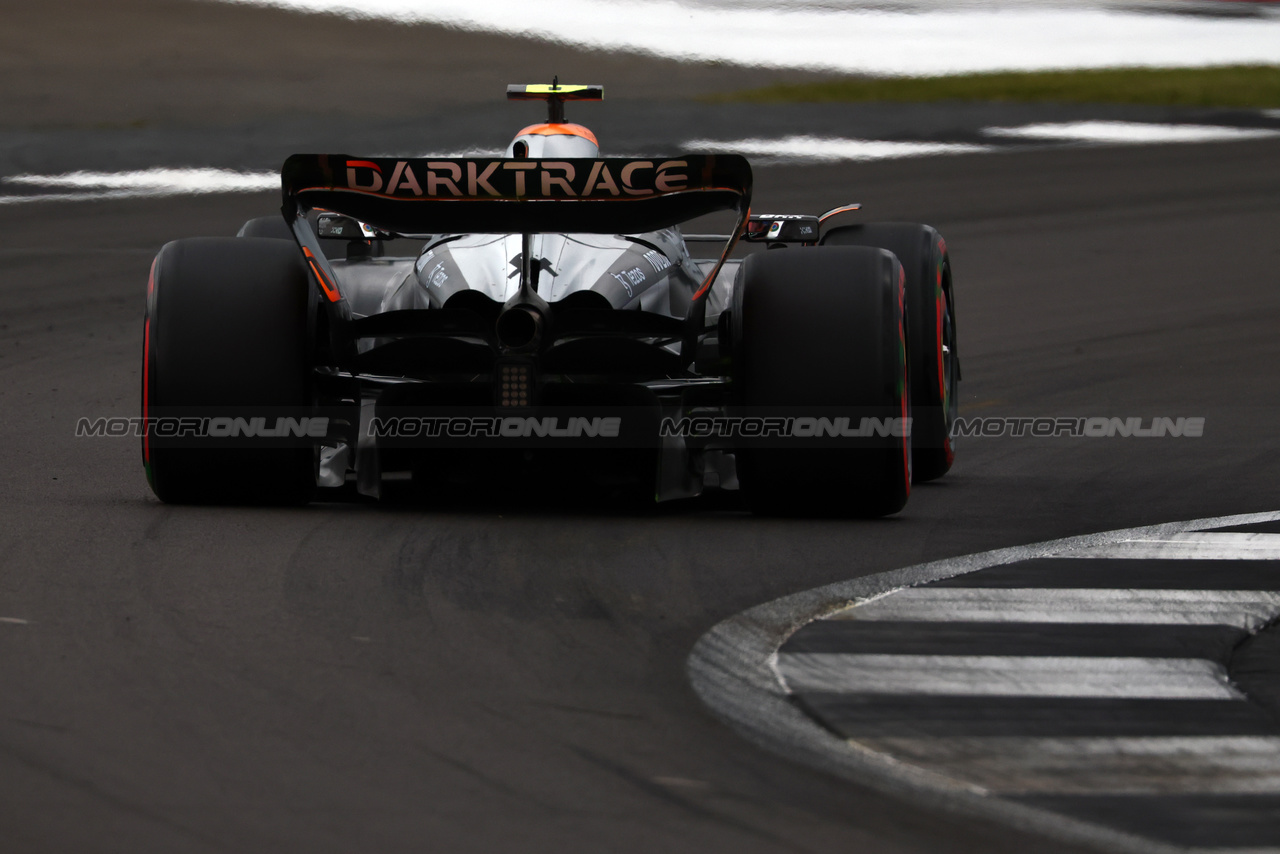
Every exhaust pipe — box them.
[495,305,544,351]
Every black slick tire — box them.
[731,246,911,517]
[822,223,958,481]
[142,237,314,504]
[236,216,294,241]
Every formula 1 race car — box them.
[141,82,958,515]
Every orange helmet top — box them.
[505,122,600,158]
[505,82,603,158]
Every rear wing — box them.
[281,154,750,235]
[281,153,752,325]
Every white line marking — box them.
[0,617,29,625]
[5,167,277,193]
[832,588,1280,629]
[681,135,989,164]
[862,736,1280,796]
[776,654,1243,699]
[208,1,1280,76]
[1067,532,1280,561]
[985,121,1280,145]
[0,168,278,205]
[0,156,482,204]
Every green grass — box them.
[708,66,1280,109]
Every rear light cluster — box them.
[497,362,534,408]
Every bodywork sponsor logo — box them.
[643,250,671,273]
[425,261,448,288]
[610,266,647,297]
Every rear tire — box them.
[732,246,911,517]
[236,216,294,241]
[822,223,958,481]
[143,237,315,504]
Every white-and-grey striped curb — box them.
[688,510,1280,854]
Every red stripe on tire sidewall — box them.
[143,256,156,466]
[899,265,910,496]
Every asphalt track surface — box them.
[4,4,1280,853]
